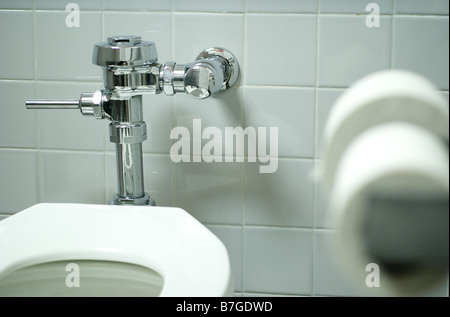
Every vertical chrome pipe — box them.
[108,96,153,206]
[115,143,145,199]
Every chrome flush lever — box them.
[25,99,80,109]
[26,90,108,119]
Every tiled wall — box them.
[0,0,448,296]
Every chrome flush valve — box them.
[25,36,240,206]
[161,47,239,99]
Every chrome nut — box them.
[184,60,223,99]
[162,62,176,96]
[109,122,147,144]
[79,90,105,119]
[195,47,239,90]
[112,193,155,206]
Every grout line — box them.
[0,147,315,161]
[30,148,108,155]
[0,79,35,82]
[245,84,347,89]
[0,78,353,90]
[0,9,34,12]
[389,1,395,69]
[392,13,450,17]
[0,147,39,152]
[205,223,243,229]
[313,227,335,233]
[311,1,320,296]
[32,4,43,204]
[0,78,102,84]
[239,224,315,230]
[173,11,245,16]
[241,0,248,294]
[170,0,176,206]
[101,3,108,204]
[1,8,448,17]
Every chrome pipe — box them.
[26,99,79,109]
[115,143,145,200]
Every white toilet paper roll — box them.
[329,122,449,296]
[320,70,449,194]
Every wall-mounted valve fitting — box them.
[25,35,240,206]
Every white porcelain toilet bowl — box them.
[0,203,233,297]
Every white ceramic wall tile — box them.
[40,151,105,204]
[392,16,449,90]
[35,12,102,81]
[0,11,34,79]
[103,12,172,61]
[173,13,244,69]
[0,0,32,9]
[245,227,313,295]
[173,0,244,12]
[316,88,344,157]
[245,87,315,158]
[244,159,314,227]
[174,87,243,155]
[174,159,243,225]
[0,81,37,147]
[320,0,393,14]
[37,82,105,150]
[394,0,449,15]
[104,0,171,11]
[246,0,317,13]
[245,14,316,86]
[318,16,391,87]
[142,95,173,154]
[106,153,174,207]
[0,149,38,214]
[35,0,102,10]
[314,230,382,296]
[142,154,174,206]
[315,171,334,229]
[206,225,243,292]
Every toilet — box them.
[0,203,233,297]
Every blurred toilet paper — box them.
[319,70,449,296]
[320,70,449,194]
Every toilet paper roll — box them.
[320,70,449,194]
[329,122,449,296]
